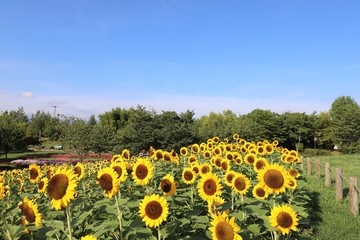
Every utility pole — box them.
[52,105,59,117]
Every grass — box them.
[304,154,360,239]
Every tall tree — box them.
[329,96,360,153]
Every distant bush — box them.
[302,148,333,157]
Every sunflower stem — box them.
[65,204,73,240]
[157,225,161,240]
[231,189,234,210]
[115,192,123,240]
[241,194,245,220]
[190,184,194,206]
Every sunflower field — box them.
[0,135,312,240]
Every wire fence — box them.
[300,156,359,216]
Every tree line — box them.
[1,96,359,158]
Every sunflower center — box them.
[113,166,123,177]
[20,202,36,223]
[99,174,113,191]
[30,168,39,180]
[38,181,44,190]
[145,201,163,220]
[256,187,265,197]
[277,212,293,228]
[234,177,246,191]
[161,179,172,193]
[247,156,255,164]
[264,170,284,188]
[221,162,229,170]
[289,169,298,177]
[136,164,148,180]
[184,171,194,181]
[256,161,265,170]
[74,166,82,177]
[203,179,217,195]
[48,174,69,200]
[226,173,235,183]
[201,166,210,174]
[215,221,235,240]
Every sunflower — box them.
[200,163,212,176]
[288,168,300,178]
[96,167,119,198]
[207,195,225,217]
[233,133,239,140]
[38,177,48,194]
[29,164,41,183]
[209,213,242,240]
[197,173,222,202]
[207,141,214,150]
[111,154,123,163]
[191,163,200,175]
[132,158,154,186]
[287,177,297,190]
[188,155,198,165]
[121,149,131,161]
[252,183,269,200]
[232,173,251,195]
[47,167,78,210]
[154,149,163,160]
[265,143,274,154]
[0,182,6,200]
[257,146,265,156]
[139,194,169,228]
[269,205,299,235]
[257,163,292,195]
[163,152,172,162]
[19,197,42,227]
[221,158,231,172]
[181,168,197,185]
[244,153,257,166]
[110,161,128,182]
[213,146,222,156]
[224,170,236,187]
[80,235,97,240]
[225,152,233,161]
[73,162,85,180]
[212,156,223,170]
[203,150,213,159]
[160,174,176,197]
[212,136,220,143]
[180,147,189,156]
[191,143,200,154]
[254,157,268,172]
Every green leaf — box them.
[45,220,64,230]
[247,224,261,234]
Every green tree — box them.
[329,96,360,153]
[89,124,116,154]
[278,112,315,151]
[313,111,333,149]
[240,109,281,142]
[60,117,92,160]
[0,111,28,159]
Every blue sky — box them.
[1,0,359,119]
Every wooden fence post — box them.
[300,156,304,171]
[325,162,331,188]
[349,177,359,216]
[307,157,311,177]
[335,168,343,201]
[316,160,321,178]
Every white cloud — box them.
[21,92,35,98]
